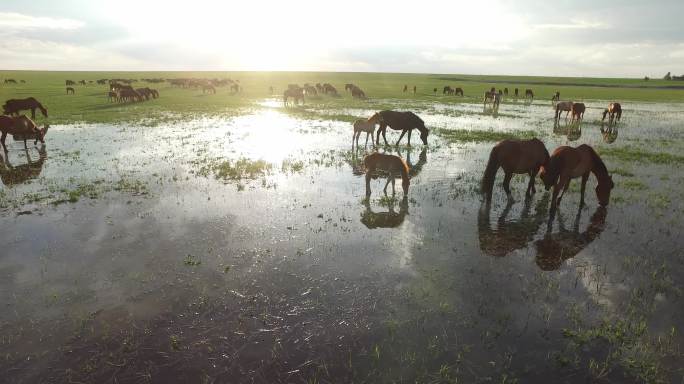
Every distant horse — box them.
[413,85,416,94]
[345,83,354,92]
[79,80,86,85]
[602,102,622,124]
[554,101,573,121]
[66,87,75,95]
[551,91,560,105]
[352,119,376,148]
[570,102,585,122]
[503,87,509,96]
[323,83,338,96]
[368,110,429,146]
[483,91,501,109]
[20,80,25,84]
[525,89,534,101]
[454,87,464,96]
[540,144,614,213]
[202,84,216,94]
[4,79,16,84]
[481,138,549,201]
[443,86,454,95]
[304,85,318,96]
[351,86,366,99]
[433,88,437,95]
[316,83,324,93]
[108,91,118,102]
[0,115,49,151]
[65,80,75,86]
[361,196,409,229]
[364,152,410,197]
[403,85,408,93]
[283,87,304,106]
[3,97,48,119]
[514,88,519,98]
[230,83,240,92]
[119,88,142,102]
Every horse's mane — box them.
[584,145,609,178]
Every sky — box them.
[1,0,683,77]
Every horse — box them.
[413,85,416,94]
[481,138,549,201]
[304,85,318,96]
[433,88,437,95]
[525,89,534,101]
[551,91,560,106]
[361,196,409,229]
[66,87,75,95]
[345,83,354,92]
[351,86,366,99]
[352,119,376,148]
[514,88,519,98]
[503,87,509,96]
[202,84,216,94]
[79,80,86,85]
[570,102,585,122]
[3,97,48,119]
[283,87,304,106]
[363,152,410,197]
[483,91,501,109]
[4,79,17,84]
[368,110,429,146]
[602,102,622,124]
[443,86,454,95]
[403,85,408,93]
[454,87,464,96]
[539,144,614,213]
[0,146,47,187]
[107,91,118,102]
[0,115,49,151]
[554,101,573,121]
[323,83,338,96]
[230,83,240,92]
[118,88,142,102]
[535,206,607,270]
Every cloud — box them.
[0,12,84,31]
[534,19,610,30]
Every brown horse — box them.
[3,97,48,119]
[551,91,560,105]
[107,91,118,102]
[525,89,534,101]
[66,87,75,95]
[364,152,410,197]
[0,115,49,151]
[602,102,622,124]
[481,138,549,201]
[351,86,366,99]
[514,88,519,97]
[345,83,354,92]
[539,145,614,213]
[554,101,573,121]
[352,119,376,148]
[570,102,585,122]
[202,84,216,94]
[454,87,464,96]
[368,110,429,146]
[283,87,304,106]
[403,84,408,93]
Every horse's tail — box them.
[481,146,500,200]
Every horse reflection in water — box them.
[359,147,426,229]
[600,123,618,144]
[535,206,608,270]
[361,196,409,229]
[0,146,47,186]
[553,119,582,142]
[478,195,549,257]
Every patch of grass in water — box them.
[621,179,648,191]
[435,128,540,143]
[600,146,684,164]
[611,168,635,177]
[281,159,305,173]
[199,158,272,182]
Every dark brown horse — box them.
[443,86,454,95]
[514,88,519,97]
[345,83,354,92]
[454,87,464,96]
[525,89,534,101]
[540,145,614,213]
[570,102,585,122]
[535,206,607,270]
[481,138,549,201]
[0,115,49,151]
[3,97,48,119]
[368,110,429,146]
[351,86,366,99]
[602,102,622,124]
[403,85,408,93]
[66,87,75,95]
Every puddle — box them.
[1,99,683,383]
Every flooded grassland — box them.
[1,97,683,383]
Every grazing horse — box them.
[443,86,454,95]
[403,85,408,93]
[79,80,86,85]
[351,86,366,99]
[3,97,48,119]
[540,145,614,213]
[0,115,49,151]
[525,89,534,101]
[368,110,429,146]
[119,88,142,102]
[66,87,75,95]
[514,88,519,97]
[453,87,464,96]
[202,84,216,94]
[352,119,376,148]
[283,87,304,106]
[364,152,410,197]
[345,83,354,92]
[602,102,622,124]
[570,102,585,122]
[323,83,338,96]
[4,79,17,84]
[483,91,501,109]
[413,85,416,94]
[503,87,509,96]
[481,138,549,201]
[554,101,573,121]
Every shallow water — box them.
[1,98,683,383]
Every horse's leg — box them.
[381,125,389,146]
[31,108,36,119]
[503,172,513,198]
[407,129,412,146]
[1,132,7,152]
[526,170,536,197]
[395,129,407,146]
[365,172,372,197]
[579,172,589,207]
[364,132,370,147]
[383,176,392,195]
[556,175,571,206]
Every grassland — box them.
[1,70,683,125]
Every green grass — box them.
[1,70,683,125]
[599,146,684,164]
[435,128,540,143]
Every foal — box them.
[352,119,376,148]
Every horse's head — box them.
[368,112,382,125]
[539,157,560,190]
[420,128,429,145]
[595,175,614,206]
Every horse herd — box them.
[353,107,615,218]
[282,82,366,106]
